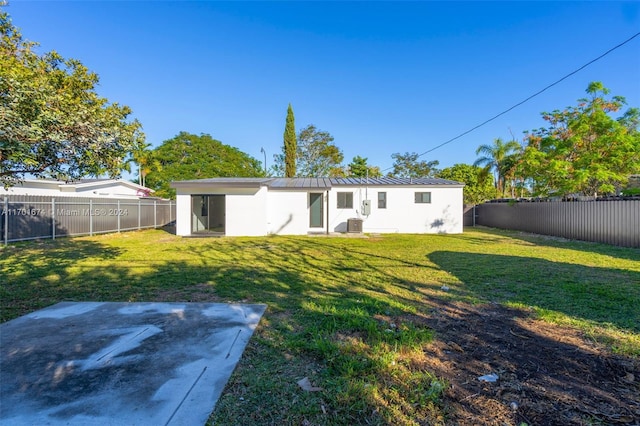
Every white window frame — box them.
[337,192,353,209]
[414,192,431,204]
[378,192,387,209]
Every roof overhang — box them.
[10,179,154,193]
[64,179,154,193]
[170,177,464,190]
[170,178,273,189]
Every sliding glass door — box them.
[191,195,225,234]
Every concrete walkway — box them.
[0,302,266,425]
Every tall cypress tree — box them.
[284,104,297,177]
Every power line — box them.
[383,31,640,172]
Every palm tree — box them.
[136,151,161,188]
[129,135,160,187]
[474,138,521,197]
[500,152,524,198]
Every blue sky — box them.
[6,1,640,178]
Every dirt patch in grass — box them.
[422,301,640,425]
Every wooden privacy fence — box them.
[2,195,176,245]
[475,200,640,248]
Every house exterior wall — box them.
[327,185,463,234]
[267,190,314,235]
[226,187,268,236]
[175,194,192,236]
[175,182,463,236]
[263,185,462,235]
[174,186,268,236]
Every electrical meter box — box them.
[362,200,371,215]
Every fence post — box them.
[117,200,121,232]
[3,197,7,246]
[154,200,157,228]
[138,199,141,230]
[51,198,56,240]
[89,199,93,236]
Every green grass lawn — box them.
[1,227,639,425]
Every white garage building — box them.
[170,177,464,237]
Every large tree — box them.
[295,124,344,177]
[145,132,264,198]
[347,156,381,178]
[437,163,496,204]
[0,10,139,187]
[283,104,296,178]
[388,152,439,178]
[473,138,521,197]
[522,82,640,197]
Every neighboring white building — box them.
[170,177,464,237]
[2,179,154,199]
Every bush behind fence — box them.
[2,195,176,244]
[475,200,640,248]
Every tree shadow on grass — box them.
[428,250,640,333]
[1,237,439,425]
[0,239,123,322]
[3,234,639,425]
[471,225,640,261]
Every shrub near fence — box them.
[476,199,640,248]
[1,195,176,244]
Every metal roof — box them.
[267,178,333,189]
[170,178,274,188]
[329,177,462,186]
[171,177,463,189]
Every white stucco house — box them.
[2,179,154,199]
[170,177,464,237]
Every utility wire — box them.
[382,31,640,172]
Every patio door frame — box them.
[191,194,225,235]
[309,192,324,229]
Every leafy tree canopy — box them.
[522,82,640,197]
[296,125,344,177]
[146,132,264,198]
[0,9,140,187]
[275,124,344,177]
[437,163,496,204]
[347,156,381,178]
[388,152,439,178]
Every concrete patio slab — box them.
[0,302,266,425]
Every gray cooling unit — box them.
[347,218,363,233]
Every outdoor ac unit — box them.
[347,218,363,233]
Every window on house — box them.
[337,192,353,209]
[414,192,431,204]
[378,192,387,209]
